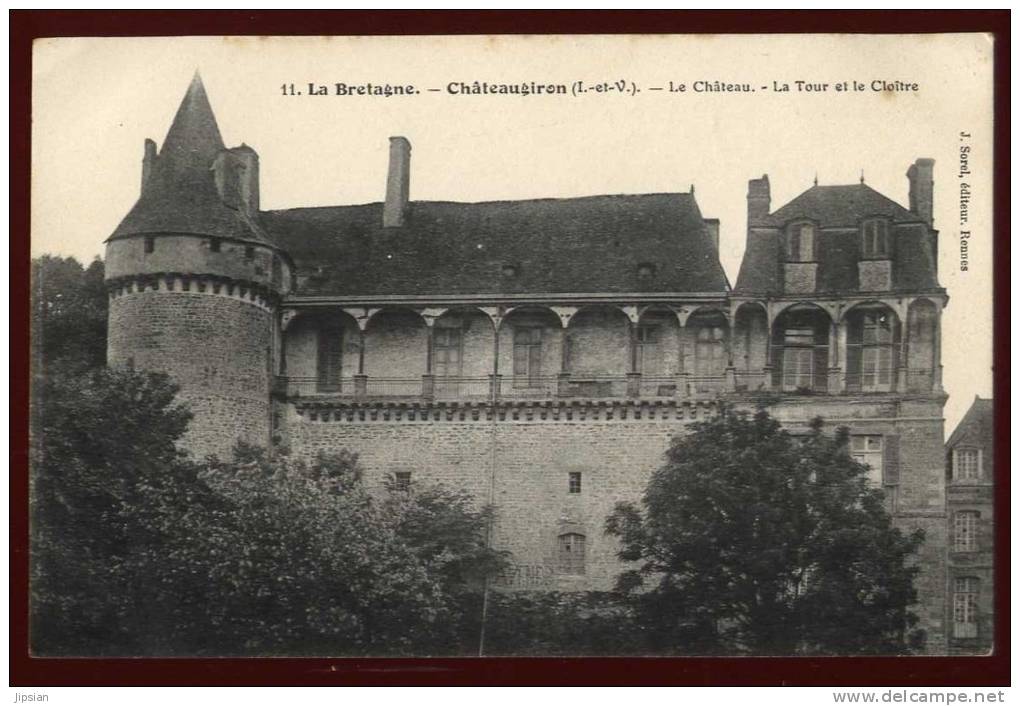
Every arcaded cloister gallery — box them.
[276,297,941,402]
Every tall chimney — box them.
[141,138,157,194]
[384,136,411,228]
[747,175,771,226]
[213,145,260,215]
[703,218,720,250]
[907,158,935,226]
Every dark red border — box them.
[10,10,1010,687]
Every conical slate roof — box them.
[157,72,225,176]
[109,73,275,247]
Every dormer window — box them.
[862,218,890,258]
[785,223,815,262]
[637,262,656,279]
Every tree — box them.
[605,407,925,655]
[30,366,193,654]
[30,363,506,655]
[150,446,506,656]
[31,255,107,374]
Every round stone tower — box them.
[104,73,292,460]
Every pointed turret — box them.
[104,73,291,460]
[107,73,276,248]
[158,72,225,176]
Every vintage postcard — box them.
[29,33,995,660]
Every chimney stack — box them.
[703,218,720,250]
[747,175,771,226]
[907,158,935,227]
[384,136,411,228]
[213,145,260,215]
[141,138,157,194]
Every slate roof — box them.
[263,193,730,297]
[108,74,276,247]
[735,183,940,295]
[763,184,922,228]
[946,397,994,450]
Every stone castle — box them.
[105,75,950,650]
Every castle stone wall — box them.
[108,288,273,460]
[280,395,947,650]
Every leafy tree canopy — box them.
[606,407,925,656]
[31,367,507,656]
[31,255,107,374]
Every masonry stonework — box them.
[108,288,274,459]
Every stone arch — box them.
[842,301,901,393]
[840,299,902,326]
[431,307,497,391]
[732,302,769,388]
[684,307,730,391]
[564,305,631,377]
[771,302,832,393]
[499,306,564,389]
[363,307,429,395]
[635,305,682,382]
[773,300,835,324]
[281,308,362,394]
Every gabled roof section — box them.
[764,184,921,228]
[262,193,730,297]
[947,397,994,449]
[108,73,276,247]
[735,181,941,294]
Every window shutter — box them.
[513,345,525,376]
[883,434,901,485]
[317,324,342,391]
[814,345,828,391]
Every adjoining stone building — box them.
[104,75,950,650]
[945,397,994,654]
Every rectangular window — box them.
[786,224,815,262]
[568,472,582,494]
[513,327,543,386]
[782,344,814,391]
[433,327,463,378]
[954,448,981,481]
[851,435,884,486]
[245,245,255,260]
[394,471,412,492]
[558,533,586,575]
[954,511,979,552]
[862,220,890,258]
[635,325,661,375]
[856,312,895,392]
[953,577,979,638]
[144,236,155,254]
[209,238,221,253]
[861,346,894,390]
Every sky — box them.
[31,34,994,432]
